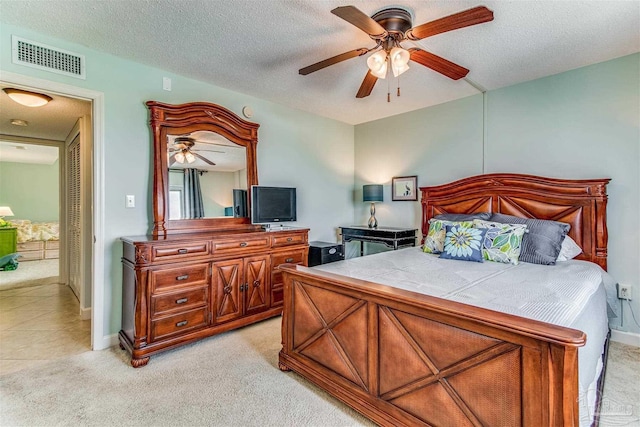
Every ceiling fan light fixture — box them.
[174,152,186,163]
[185,152,196,163]
[3,88,52,107]
[367,50,388,79]
[389,47,410,77]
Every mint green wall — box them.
[0,160,59,222]
[1,23,355,339]
[355,54,640,334]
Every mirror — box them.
[148,101,259,236]
[167,131,247,220]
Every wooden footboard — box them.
[279,265,586,427]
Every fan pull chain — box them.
[397,76,401,97]
[387,72,391,102]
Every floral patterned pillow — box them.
[439,224,487,262]
[422,220,473,254]
[473,219,527,265]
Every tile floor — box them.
[0,283,91,375]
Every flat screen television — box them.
[251,186,297,224]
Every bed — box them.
[11,220,60,261]
[278,173,613,427]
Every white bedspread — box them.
[313,247,618,426]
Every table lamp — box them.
[363,185,383,229]
[0,206,14,227]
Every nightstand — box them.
[340,226,417,257]
[0,227,17,257]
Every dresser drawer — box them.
[272,250,306,267]
[212,237,270,255]
[17,241,44,251]
[271,249,307,299]
[150,307,208,342]
[150,241,210,262]
[44,249,60,259]
[271,233,306,247]
[151,286,208,317]
[45,240,60,250]
[150,263,209,292]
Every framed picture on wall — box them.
[391,176,418,201]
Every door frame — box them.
[1,70,107,350]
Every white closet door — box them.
[67,133,81,297]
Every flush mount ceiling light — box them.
[3,88,52,107]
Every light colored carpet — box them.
[0,259,59,290]
[0,317,374,427]
[0,316,637,426]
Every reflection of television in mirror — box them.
[251,186,297,224]
[233,189,247,218]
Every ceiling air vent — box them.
[11,36,86,79]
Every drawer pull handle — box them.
[285,258,294,263]
[239,242,248,247]
[223,286,232,294]
[176,298,188,304]
[178,249,188,254]
[176,320,188,327]
[286,237,293,242]
[176,275,189,281]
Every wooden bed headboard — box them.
[420,173,610,270]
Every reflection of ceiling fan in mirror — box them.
[168,137,222,166]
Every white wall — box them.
[355,54,640,335]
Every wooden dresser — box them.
[120,227,308,367]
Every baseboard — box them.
[80,306,91,320]
[91,333,119,351]
[610,329,640,347]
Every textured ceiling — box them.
[0,0,638,125]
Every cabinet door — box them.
[244,254,270,316]
[212,258,243,324]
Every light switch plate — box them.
[163,77,171,91]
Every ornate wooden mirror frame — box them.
[147,101,259,236]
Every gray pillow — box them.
[490,213,570,265]
[434,212,491,222]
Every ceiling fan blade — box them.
[356,71,378,98]
[169,153,177,165]
[193,152,216,166]
[407,6,494,40]
[192,149,225,153]
[409,48,469,80]
[331,6,388,39]
[299,48,368,75]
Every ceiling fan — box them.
[299,5,494,99]
[168,137,221,166]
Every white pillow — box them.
[556,236,582,261]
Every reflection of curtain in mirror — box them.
[184,169,205,219]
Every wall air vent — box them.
[11,36,86,79]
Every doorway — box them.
[0,71,106,351]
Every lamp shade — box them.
[0,206,14,216]
[366,50,388,79]
[363,185,383,203]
